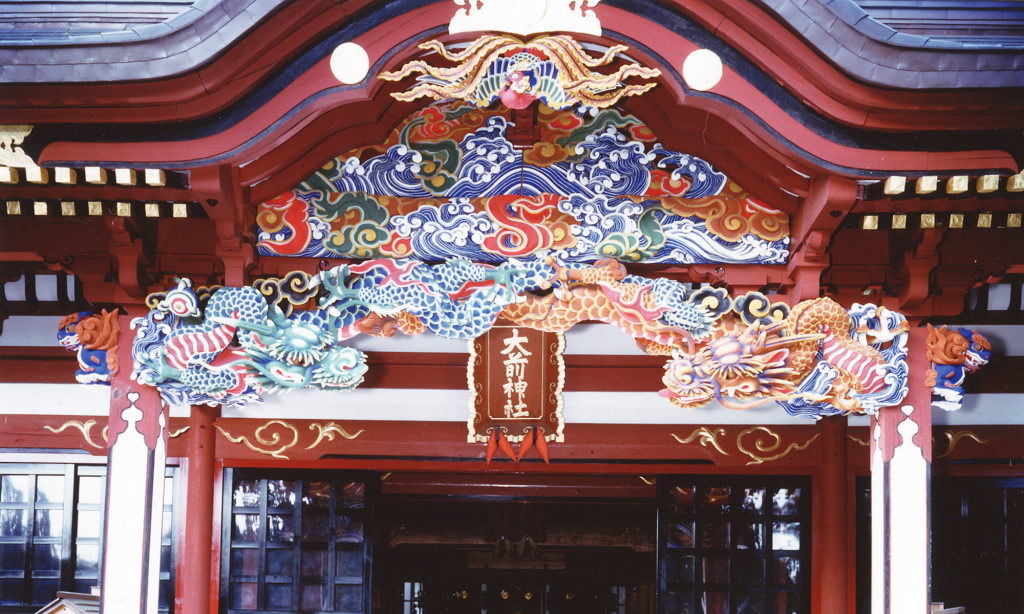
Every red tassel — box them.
[486,429,497,465]
[517,427,535,462]
[497,428,517,462]
[532,429,548,462]
[535,427,550,464]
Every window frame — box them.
[219,469,376,614]
[0,462,177,613]
[656,475,812,614]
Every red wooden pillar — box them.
[871,326,931,614]
[818,414,848,614]
[102,310,168,614]
[182,405,221,614]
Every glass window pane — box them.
[338,482,364,510]
[773,557,801,585]
[230,582,258,609]
[1,476,29,503]
[160,579,173,608]
[667,521,693,548]
[701,522,730,549]
[665,556,693,584]
[0,510,27,537]
[77,511,101,539]
[0,544,26,571]
[266,583,293,609]
[666,590,692,614]
[736,523,763,551]
[233,480,261,509]
[703,556,729,584]
[703,591,729,614]
[163,477,174,504]
[737,591,764,614]
[266,549,294,576]
[267,480,295,509]
[772,522,801,550]
[335,584,363,612]
[35,476,64,503]
[703,487,730,512]
[775,591,800,614]
[161,511,172,542]
[233,514,260,541]
[0,578,25,605]
[78,476,104,505]
[34,510,62,537]
[301,584,327,611]
[75,544,99,573]
[302,516,329,542]
[301,550,325,577]
[31,578,59,605]
[303,482,330,509]
[268,515,295,542]
[73,580,96,594]
[742,488,765,513]
[669,486,694,512]
[33,545,60,571]
[336,515,363,544]
[337,549,362,577]
[160,545,171,573]
[773,488,801,515]
[230,549,259,576]
[736,556,765,584]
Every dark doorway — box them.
[377,499,656,614]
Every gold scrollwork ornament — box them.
[44,420,104,449]
[736,427,820,465]
[671,427,729,455]
[935,430,990,459]
[306,422,364,450]
[216,421,299,459]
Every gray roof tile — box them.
[184,28,225,67]
[826,0,871,24]
[216,10,255,44]
[917,69,959,88]
[802,20,844,59]
[191,3,230,39]
[99,29,141,41]
[147,51,195,76]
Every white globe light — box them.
[330,42,370,85]
[682,48,723,92]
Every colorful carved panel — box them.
[925,324,992,411]
[57,309,120,385]
[132,259,909,419]
[378,35,660,110]
[255,103,789,264]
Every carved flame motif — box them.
[379,35,660,110]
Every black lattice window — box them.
[221,470,373,613]
[0,463,177,613]
[658,477,810,614]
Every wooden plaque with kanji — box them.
[467,319,565,443]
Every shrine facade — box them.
[1,1,1023,614]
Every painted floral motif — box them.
[256,103,789,264]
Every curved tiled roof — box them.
[752,0,1024,88]
[0,0,1021,87]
